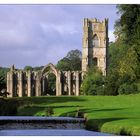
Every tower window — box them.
[93,58,98,66]
[92,34,99,47]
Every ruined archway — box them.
[41,63,62,96]
[42,73,56,96]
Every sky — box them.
[0,4,118,68]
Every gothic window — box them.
[93,58,98,66]
[92,34,99,47]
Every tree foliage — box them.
[81,67,105,95]
[105,4,140,95]
[57,49,82,71]
[0,67,9,91]
[115,4,140,45]
[24,66,33,71]
[114,5,140,79]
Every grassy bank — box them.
[4,95,140,135]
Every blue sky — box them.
[0,4,118,68]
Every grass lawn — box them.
[7,94,140,135]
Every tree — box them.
[24,66,33,71]
[57,49,82,71]
[115,4,140,45]
[105,4,140,95]
[115,5,140,74]
[33,66,44,71]
[81,67,105,95]
[0,67,9,91]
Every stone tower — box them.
[82,18,109,75]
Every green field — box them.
[8,95,140,135]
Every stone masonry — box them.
[82,18,109,75]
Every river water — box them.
[0,116,113,136]
[0,129,112,136]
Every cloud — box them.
[40,22,78,35]
[0,5,117,68]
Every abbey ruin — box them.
[7,18,109,97]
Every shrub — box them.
[0,98,18,115]
[81,67,105,95]
[118,83,138,95]
[45,106,54,116]
[96,86,105,95]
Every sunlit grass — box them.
[8,94,140,135]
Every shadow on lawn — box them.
[15,96,86,105]
[86,117,127,131]
[17,105,83,116]
[8,96,86,116]
[59,107,126,117]
[93,108,126,112]
[59,107,127,132]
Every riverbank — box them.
[1,95,140,135]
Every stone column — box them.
[9,72,14,97]
[67,71,71,96]
[72,72,76,96]
[7,72,10,93]
[56,71,62,96]
[82,71,86,81]
[75,71,80,96]
[36,72,41,96]
[42,77,46,95]
[27,71,32,97]
[7,72,13,97]
[104,56,107,76]
[18,71,23,97]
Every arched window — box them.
[92,34,99,47]
[93,58,98,66]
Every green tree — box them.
[81,67,105,95]
[115,4,140,45]
[57,49,82,71]
[103,5,140,95]
[24,66,33,71]
[33,66,44,71]
[0,67,9,91]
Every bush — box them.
[81,67,105,95]
[96,86,105,95]
[135,82,140,92]
[45,106,54,116]
[0,98,18,115]
[118,83,138,95]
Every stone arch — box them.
[41,63,62,96]
[42,63,58,77]
[92,34,100,47]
